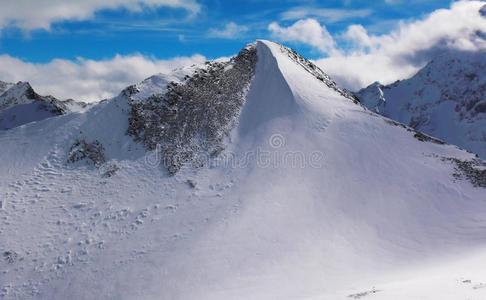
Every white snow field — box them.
[1,41,485,299]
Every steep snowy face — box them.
[0,82,88,130]
[277,44,358,104]
[0,81,51,110]
[0,40,485,300]
[356,50,486,159]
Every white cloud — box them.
[208,22,249,39]
[0,53,206,102]
[268,19,339,55]
[280,7,372,23]
[342,24,373,50]
[315,0,486,90]
[0,0,201,30]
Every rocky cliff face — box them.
[126,44,257,174]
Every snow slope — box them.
[356,50,486,159]
[0,41,485,300]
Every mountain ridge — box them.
[356,49,486,159]
[0,40,485,300]
[0,80,88,130]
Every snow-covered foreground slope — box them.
[356,51,486,159]
[0,41,485,300]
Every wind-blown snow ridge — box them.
[275,42,359,104]
[0,40,485,300]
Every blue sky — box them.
[0,0,453,62]
[0,0,484,101]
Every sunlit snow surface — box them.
[0,41,485,299]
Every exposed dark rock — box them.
[127,45,257,174]
[121,85,140,98]
[348,288,380,299]
[186,179,197,188]
[3,250,18,264]
[413,131,445,145]
[384,118,407,129]
[384,118,445,145]
[67,139,106,168]
[443,157,486,188]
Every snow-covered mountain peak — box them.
[356,49,486,159]
[1,40,485,300]
[262,40,358,104]
[0,81,42,110]
[0,81,88,130]
[354,81,386,113]
[74,40,480,173]
[98,40,364,174]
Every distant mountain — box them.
[0,41,485,300]
[0,81,88,130]
[356,50,486,159]
[0,80,14,95]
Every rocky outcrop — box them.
[67,139,106,168]
[127,45,257,174]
